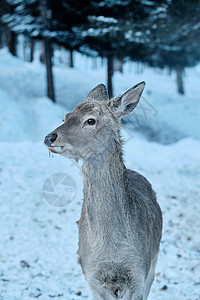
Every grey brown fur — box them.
[44,82,162,300]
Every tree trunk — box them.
[44,39,55,102]
[6,2,17,56]
[30,38,34,62]
[7,27,17,56]
[119,58,123,73]
[69,49,74,68]
[39,42,45,63]
[23,36,28,61]
[40,0,55,102]
[107,55,113,98]
[176,67,184,95]
[0,26,6,48]
[0,26,3,49]
[113,58,123,73]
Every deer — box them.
[44,82,162,300]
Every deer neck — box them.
[82,141,126,191]
[82,141,129,231]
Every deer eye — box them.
[84,118,96,126]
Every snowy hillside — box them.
[0,49,200,300]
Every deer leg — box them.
[126,293,143,300]
[88,277,111,300]
[125,277,145,300]
[91,291,111,300]
[143,253,158,300]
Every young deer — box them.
[44,82,162,300]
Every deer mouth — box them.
[48,146,67,154]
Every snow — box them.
[0,48,200,300]
[89,16,118,24]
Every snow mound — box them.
[1,48,200,144]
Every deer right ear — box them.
[108,81,145,117]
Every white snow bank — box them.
[0,48,200,144]
[0,135,200,299]
[115,65,200,143]
[0,87,65,142]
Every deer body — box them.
[45,82,162,300]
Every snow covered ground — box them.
[0,48,200,300]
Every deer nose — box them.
[44,133,58,146]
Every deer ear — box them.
[85,84,109,102]
[108,81,145,117]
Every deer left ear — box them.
[108,81,145,117]
[85,84,109,102]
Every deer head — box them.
[44,82,145,161]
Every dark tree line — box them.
[0,0,200,101]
